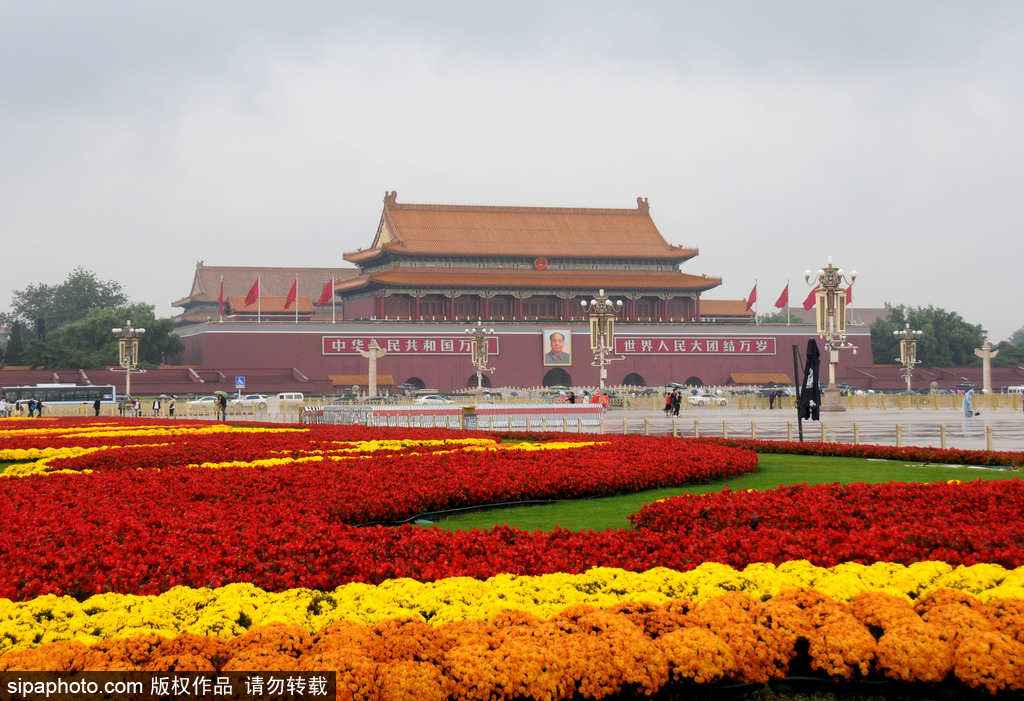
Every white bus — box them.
[1,383,116,406]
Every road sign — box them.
[235,376,246,389]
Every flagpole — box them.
[219,276,224,324]
[786,279,790,326]
[257,276,261,324]
[331,277,336,324]
[295,276,299,324]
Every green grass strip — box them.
[431,453,1019,533]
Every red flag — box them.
[217,278,224,317]
[284,278,298,310]
[745,283,757,311]
[774,284,789,309]
[244,279,259,307]
[802,285,820,311]
[317,279,334,307]
[845,283,853,304]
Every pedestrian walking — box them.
[962,389,976,417]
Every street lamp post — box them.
[894,323,923,393]
[804,257,856,412]
[111,320,146,399]
[580,289,622,392]
[465,320,495,396]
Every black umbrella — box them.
[798,339,821,422]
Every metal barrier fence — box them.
[308,404,605,432]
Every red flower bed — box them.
[0,430,757,600]
[3,420,1023,605]
[629,479,1024,566]
[699,437,1024,468]
[4,476,1024,601]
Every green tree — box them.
[2,267,128,336]
[23,339,68,368]
[991,341,1024,367]
[756,311,810,325]
[1008,325,1024,346]
[47,304,183,369]
[870,305,986,366]
[3,321,26,366]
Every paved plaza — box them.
[603,404,1024,453]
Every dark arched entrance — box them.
[465,375,493,389]
[543,368,572,387]
[684,375,703,387]
[404,377,426,390]
[622,373,646,387]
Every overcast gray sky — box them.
[3,1,1022,341]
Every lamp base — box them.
[820,386,846,412]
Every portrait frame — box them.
[542,328,573,367]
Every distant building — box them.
[336,192,725,322]
[172,262,359,326]
[169,194,871,391]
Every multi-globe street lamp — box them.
[111,320,145,399]
[804,257,856,412]
[580,289,622,392]
[465,320,495,394]
[894,323,923,393]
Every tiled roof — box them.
[700,299,755,317]
[227,296,315,314]
[173,263,359,307]
[345,194,697,263]
[335,268,721,294]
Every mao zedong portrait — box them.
[544,330,572,366]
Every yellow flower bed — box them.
[2,562,1022,655]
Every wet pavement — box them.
[602,404,1024,452]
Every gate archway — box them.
[543,368,572,387]
[466,375,493,389]
[622,373,646,387]
[404,377,426,390]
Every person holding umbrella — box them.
[215,391,229,420]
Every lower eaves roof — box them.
[335,268,721,294]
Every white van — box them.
[277,392,305,402]
[1005,386,1024,395]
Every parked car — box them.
[358,396,392,404]
[187,396,218,406]
[230,394,268,407]
[414,394,453,404]
[687,391,728,407]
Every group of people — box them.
[0,397,44,417]
[556,390,610,410]
[663,389,682,417]
[113,395,177,417]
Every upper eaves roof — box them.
[345,193,698,264]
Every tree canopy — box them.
[870,305,987,366]
[2,270,181,369]
[3,267,129,340]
